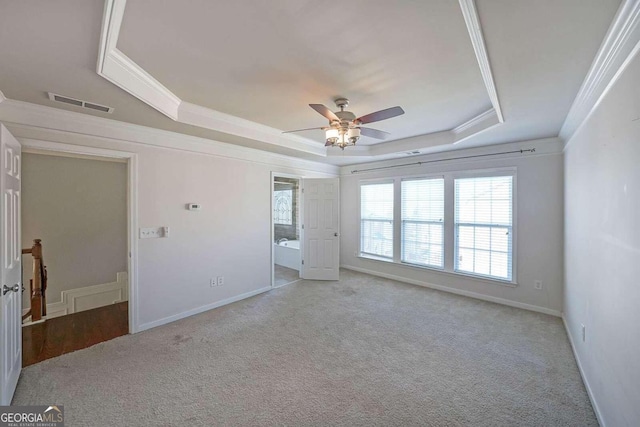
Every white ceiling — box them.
[118,0,490,143]
[0,0,622,165]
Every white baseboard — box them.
[273,278,303,289]
[562,315,606,427]
[23,272,128,325]
[137,286,272,333]
[341,265,562,317]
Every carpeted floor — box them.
[274,264,300,287]
[12,269,596,426]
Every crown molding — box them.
[452,108,501,143]
[459,0,504,123]
[327,107,503,158]
[92,0,508,160]
[102,48,181,120]
[178,102,325,156]
[370,131,453,157]
[97,0,125,61]
[97,0,180,120]
[560,0,640,143]
[0,98,339,175]
[97,0,328,157]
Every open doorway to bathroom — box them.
[272,175,301,287]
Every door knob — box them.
[334,232,339,237]
[2,284,19,296]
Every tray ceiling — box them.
[117,0,491,143]
[0,0,623,165]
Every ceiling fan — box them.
[283,98,405,149]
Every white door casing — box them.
[301,178,340,280]
[0,124,22,405]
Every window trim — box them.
[357,168,517,286]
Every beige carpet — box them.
[274,264,300,287]
[12,269,596,426]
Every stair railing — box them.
[21,239,47,322]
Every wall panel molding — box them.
[23,272,128,325]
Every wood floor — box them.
[22,302,128,367]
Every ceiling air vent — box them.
[48,92,114,113]
[405,150,421,156]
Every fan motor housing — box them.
[336,110,356,121]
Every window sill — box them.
[358,253,394,263]
[356,254,518,288]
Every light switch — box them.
[139,227,169,239]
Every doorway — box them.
[21,139,139,363]
[20,150,130,365]
[272,175,302,287]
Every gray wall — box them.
[564,50,640,425]
[340,140,564,314]
[21,153,127,306]
[2,125,339,331]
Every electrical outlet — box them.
[217,276,224,286]
[210,278,216,287]
[581,324,586,342]
[534,280,543,290]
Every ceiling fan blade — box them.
[356,106,405,124]
[282,127,325,134]
[309,104,340,122]
[359,127,390,140]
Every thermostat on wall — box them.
[187,203,202,211]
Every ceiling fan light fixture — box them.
[325,128,339,145]
[348,127,360,144]
[332,128,358,150]
[287,98,404,150]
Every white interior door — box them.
[301,178,340,280]
[0,124,21,405]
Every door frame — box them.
[270,171,303,288]
[19,138,140,333]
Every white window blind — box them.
[401,178,444,268]
[360,182,394,258]
[454,175,513,281]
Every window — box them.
[360,182,393,258]
[401,178,444,268]
[358,169,516,285]
[273,189,293,225]
[454,175,513,281]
